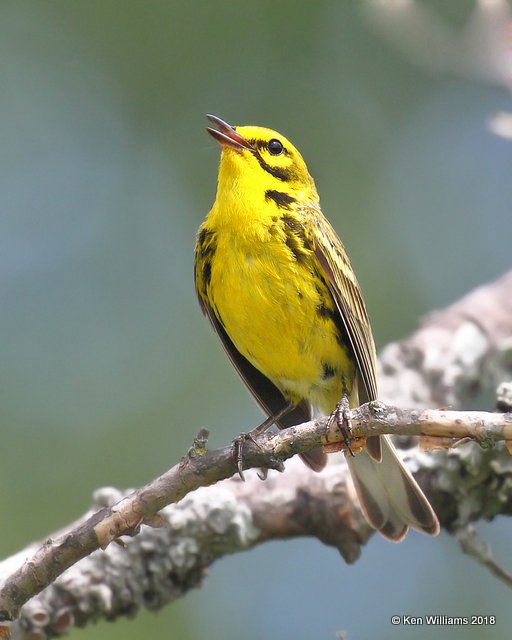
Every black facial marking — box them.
[257,155,293,181]
[265,190,297,210]
[247,138,293,181]
[251,139,289,156]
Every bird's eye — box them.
[267,139,284,156]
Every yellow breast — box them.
[204,214,353,412]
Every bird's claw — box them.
[231,430,264,481]
[328,394,354,456]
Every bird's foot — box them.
[328,393,355,457]
[231,430,265,481]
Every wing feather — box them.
[310,210,381,460]
[311,217,378,403]
[309,209,439,536]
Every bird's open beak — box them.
[206,114,254,151]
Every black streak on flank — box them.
[322,363,336,380]
[317,301,351,351]
[265,190,297,210]
[198,228,217,259]
[284,233,304,263]
[197,228,217,288]
[197,227,209,245]
[202,260,212,287]
[317,302,333,318]
[282,215,313,252]
[198,227,215,249]
[281,215,310,263]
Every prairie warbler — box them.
[195,115,439,540]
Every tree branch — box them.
[377,270,512,407]
[1,405,512,637]
[1,271,512,639]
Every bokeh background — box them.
[1,1,512,639]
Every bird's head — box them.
[206,114,318,206]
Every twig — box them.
[378,271,512,408]
[457,525,512,589]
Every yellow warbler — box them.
[195,115,439,540]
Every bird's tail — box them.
[346,435,439,540]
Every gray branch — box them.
[1,271,512,640]
[378,271,512,408]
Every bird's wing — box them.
[309,207,380,459]
[308,209,439,537]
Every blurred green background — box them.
[1,1,511,639]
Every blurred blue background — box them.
[1,1,511,638]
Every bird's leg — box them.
[233,402,294,481]
[328,392,354,457]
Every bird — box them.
[194,114,439,541]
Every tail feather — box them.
[276,399,327,472]
[346,435,439,540]
[300,447,328,472]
